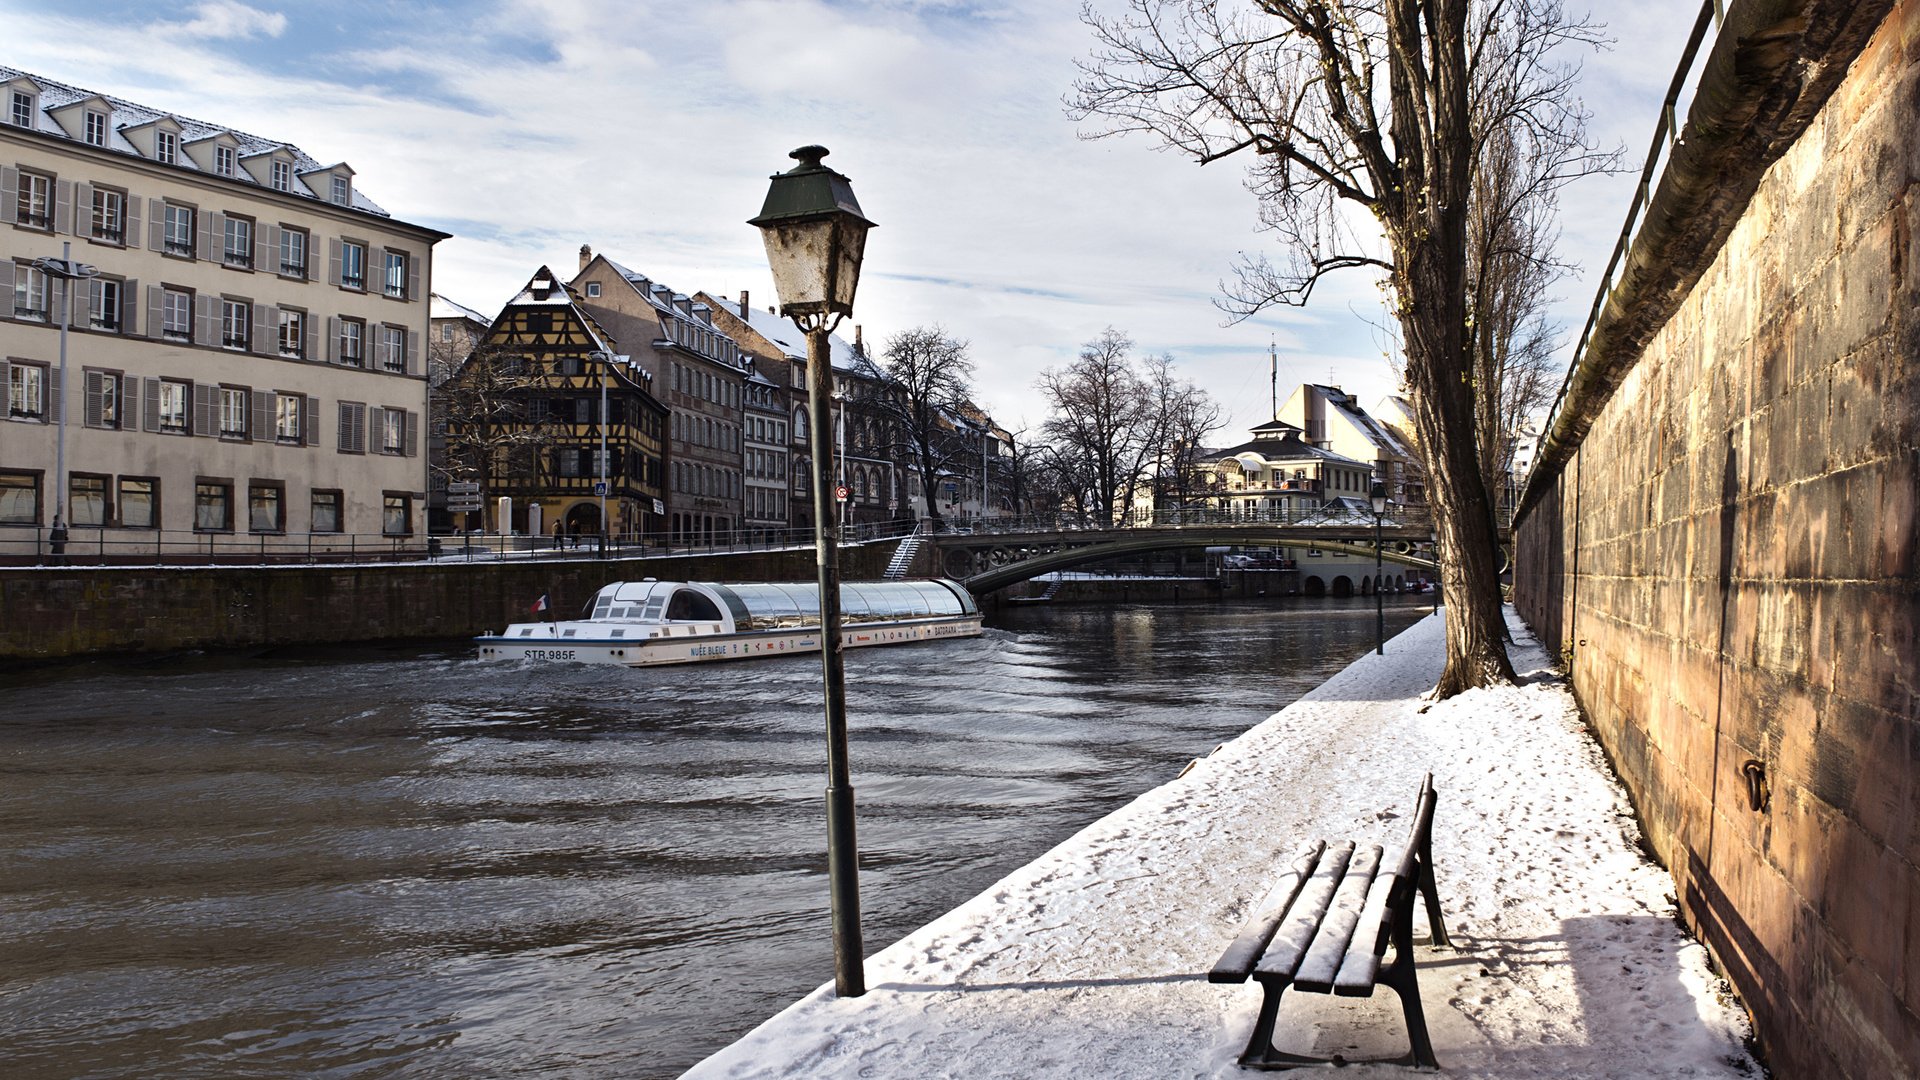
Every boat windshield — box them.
[696,579,976,629]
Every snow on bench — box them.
[1209,774,1451,1070]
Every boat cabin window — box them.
[642,598,665,619]
[593,597,614,619]
[666,590,722,622]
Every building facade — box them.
[440,267,667,541]
[572,251,749,543]
[0,66,444,558]
[1276,383,1419,508]
[426,292,490,531]
[741,361,789,539]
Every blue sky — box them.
[2,0,1693,438]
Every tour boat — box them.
[474,578,984,666]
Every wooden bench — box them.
[1209,774,1451,1070]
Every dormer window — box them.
[9,90,33,128]
[271,160,291,191]
[155,130,177,164]
[84,110,108,147]
[330,175,350,206]
[214,145,235,176]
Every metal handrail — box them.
[1534,0,1724,477]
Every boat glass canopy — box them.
[590,579,976,631]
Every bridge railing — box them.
[935,503,1462,536]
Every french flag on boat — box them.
[530,594,549,615]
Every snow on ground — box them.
[684,609,1756,1079]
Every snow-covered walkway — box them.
[684,610,1756,1079]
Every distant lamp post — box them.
[1429,526,1440,615]
[1370,477,1388,655]
[33,243,98,558]
[750,144,875,999]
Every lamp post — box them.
[32,243,98,558]
[1429,526,1440,616]
[1370,477,1388,655]
[751,144,875,999]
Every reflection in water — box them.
[0,597,1431,1078]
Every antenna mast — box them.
[1269,341,1277,420]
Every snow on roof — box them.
[502,267,617,355]
[1212,426,1366,466]
[0,64,392,217]
[702,293,868,372]
[1308,383,1412,458]
[430,293,491,326]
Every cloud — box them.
[178,1,287,40]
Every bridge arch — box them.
[952,526,1438,594]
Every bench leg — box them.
[1417,853,1451,948]
[1239,976,1288,1067]
[1384,900,1441,1068]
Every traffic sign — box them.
[835,485,850,501]
[593,482,608,496]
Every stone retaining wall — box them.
[0,544,897,661]
[1513,5,1918,1075]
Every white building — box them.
[1,66,445,558]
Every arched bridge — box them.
[928,511,1452,593]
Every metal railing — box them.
[929,503,1479,535]
[1534,0,1725,475]
[1,518,926,568]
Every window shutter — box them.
[305,315,318,362]
[194,293,214,345]
[120,278,137,335]
[147,198,163,250]
[124,194,139,246]
[54,180,72,235]
[73,182,92,235]
[367,407,383,450]
[307,239,321,282]
[0,261,11,317]
[144,377,160,432]
[121,375,137,433]
[197,209,215,260]
[404,410,418,457]
[252,389,271,441]
[85,370,105,427]
[304,395,319,447]
[338,403,351,449]
[407,255,421,303]
[47,367,62,425]
[257,224,275,272]
[251,303,271,353]
[146,284,163,339]
[0,166,16,225]
[407,330,420,376]
[193,382,214,436]
[328,237,342,286]
[69,278,87,327]
[326,316,340,363]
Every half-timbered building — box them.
[441,267,667,541]
[571,249,749,543]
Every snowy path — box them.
[683,610,1755,1079]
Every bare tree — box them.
[1037,329,1155,526]
[1142,353,1227,512]
[1071,0,1609,696]
[437,343,557,531]
[853,326,975,529]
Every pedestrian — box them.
[553,520,566,550]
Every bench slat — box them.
[1332,842,1405,994]
[1293,842,1383,992]
[1209,840,1325,984]
[1254,840,1355,981]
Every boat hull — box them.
[476,615,983,667]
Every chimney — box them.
[578,244,592,272]
[854,325,863,352]
[738,291,749,319]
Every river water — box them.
[0,596,1433,1078]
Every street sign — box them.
[448,500,482,512]
[448,481,481,495]
[652,498,665,515]
[835,485,850,501]
[594,482,608,496]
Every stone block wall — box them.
[1512,6,1919,1076]
[0,544,897,661]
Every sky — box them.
[1,0,1698,441]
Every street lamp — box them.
[751,144,875,999]
[1370,477,1388,655]
[1429,526,1440,616]
[32,243,98,557]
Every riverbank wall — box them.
[0,543,899,662]
[1510,3,1918,1075]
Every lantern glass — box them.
[750,146,873,321]
[1370,479,1388,516]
